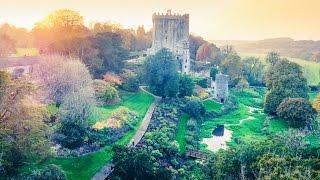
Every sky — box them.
[0,0,319,40]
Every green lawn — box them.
[32,90,153,180]
[203,99,222,112]
[88,91,154,125]
[240,52,320,86]
[175,114,190,154]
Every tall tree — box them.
[32,9,89,53]
[220,52,243,86]
[266,51,280,66]
[143,48,179,98]
[0,34,16,57]
[32,55,95,106]
[242,56,265,86]
[264,59,309,114]
[0,71,51,177]
[189,35,207,60]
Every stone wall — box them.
[214,74,229,103]
[148,10,190,73]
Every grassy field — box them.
[200,88,319,151]
[31,90,153,180]
[175,114,190,154]
[240,52,320,86]
[203,99,223,112]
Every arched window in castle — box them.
[185,59,187,63]
[165,36,167,42]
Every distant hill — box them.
[212,37,320,61]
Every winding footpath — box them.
[91,87,160,180]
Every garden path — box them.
[91,87,160,180]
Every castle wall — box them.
[149,10,190,73]
[214,74,229,103]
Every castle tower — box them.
[148,10,190,73]
[214,73,229,103]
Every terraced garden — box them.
[27,90,154,180]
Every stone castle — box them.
[148,10,190,73]
[214,73,229,103]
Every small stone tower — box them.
[214,74,229,103]
[148,10,190,73]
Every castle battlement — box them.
[152,10,189,20]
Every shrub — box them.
[93,80,119,104]
[276,98,317,128]
[178,74,195,98]
[121,73,139,92]
[184,100,206,120]
[27,164,66,180]
[54,120,87,149]
[103,73,122,86]
[235,78,249,91]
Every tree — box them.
[178,74,195,98]
[189,35,207,60]
[33,55,94,106]
[32,9,89,53]
[210,66,218,80]
[0,23,31,47]
[196,43,221,64]
[255,153,314,179]
[276,98,317,128]
[55,84,95,149]
[220,52,243,86]
[110,145,172,180]
[0,72,51,177]
[235,78,249,91]
[264,59,309,114]
[121,72,140,92]
[241,56,265,86]
[93,80,119,104]
[184,100,206,120]
[90,32,129,77]
[266,51,280,66]
[143,48,179,98]
[0,34,16,57]
[312,93,320,112]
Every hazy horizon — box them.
[1,0,320,41]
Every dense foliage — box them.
[264,58,309,114]
[0,71,51,177]
[143,49,179,98]
[184,100,206,120]
[110,145,171,180]
[27,164,66,180]
[276,98,317,128]
[178,74,195,98]
[93,80,119,105]
[0,34,16,57]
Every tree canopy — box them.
[143,48,179,98]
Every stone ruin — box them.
[148,10,190,73]
[214,73,229,103]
